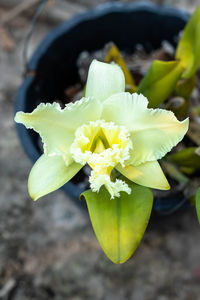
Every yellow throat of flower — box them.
[70,120,133,198]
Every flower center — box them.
[70,120,133,198]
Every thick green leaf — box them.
[176,6,200,78]
[195,187,200,224]
[137,60,183,108]
[169,147,200,169]
[81,182,153,264]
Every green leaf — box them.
[81,182,153,264]
[169,147,200,169]
[176,6,200,78]
[137,60,184,108]
[195,187,200,224]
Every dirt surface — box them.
[1,1,200,299]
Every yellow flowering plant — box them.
[15,6,200,264]
[15,59,188,263]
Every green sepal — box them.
[28,154,82,200]
[176,6,200,78]
[195,187,200,224]
[81,182,153,264]
[137,60,183,108]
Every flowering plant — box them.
[15,6,200,264]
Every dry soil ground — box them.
[0,1,200,299]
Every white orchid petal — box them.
[15,97,102,162]
[102,92,189,165]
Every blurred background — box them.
[0,0,200,299]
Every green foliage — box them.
[16,6,200,264]
[137,60,183,108]
[195,187,200,224]
[81,182,153,264]
[135,6,200,110]
[169,147,200,169]
[176,6,200,78]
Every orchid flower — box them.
[15,60,189,201]
[15,59,189,263]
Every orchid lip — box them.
[70,120,133,167]
[70,119,133,198]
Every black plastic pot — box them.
[15,2,190,214]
